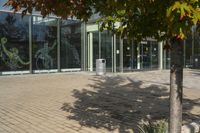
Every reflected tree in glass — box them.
[61,20,81,69]
[0,12,29,71]
[32,16,57,70]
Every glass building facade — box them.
[0,9,200,75]
[0,12,29,72]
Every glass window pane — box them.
[116,36,120,72]
[151,41,159,69]
[194,29,200,55]
[123,39,131,71]
[92,31,99,70]
[185,35,192,67]
[32,16,58,71]
[0,12,30,72]
[60,20,82,69]
[193,27,200,68]
[101,31,112,72]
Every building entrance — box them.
[86,24,115,72]
[123,39,137,71]
[123,40,159,71]
[139,41,159,69]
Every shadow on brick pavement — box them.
[61,76,200,133]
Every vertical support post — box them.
[81,22,86,71]
[120,37,123,72]
[112,34,114,72]
[98,22,101,59]
[88,32,93,72]
[57,19,61,72]
[29,15,33,74]
[158,41,163,70]
[150,42,153,69]
[113,34,117,73]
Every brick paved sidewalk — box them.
[0,70,199,133]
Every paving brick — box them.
[0,70,199,133]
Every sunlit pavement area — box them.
[0,70,199,133]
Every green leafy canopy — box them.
[4,0,200,41]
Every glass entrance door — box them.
[151,42,159,68]
[139,41,159,69]
[140,43,151,69]
[123,39,137,71]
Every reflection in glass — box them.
[32,16,57,70]
[116,36,120,72]
[92,31,99,70]
[132,44,138,69]
[194,28,200,56]
[0,12,29,71]
[185,35,192,67]
[192,27,200,68]
[123,39,131,71]
[123,39,137,71]
[101,31,112,72]
[151,42,159,68]
[140,43,151,69]
[61,20,81,69]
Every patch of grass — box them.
[138,120,168,133]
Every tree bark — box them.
[169,37,184,133]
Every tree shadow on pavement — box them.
[61,76,200,133]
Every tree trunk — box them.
[169,37,184,133]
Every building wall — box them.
[0,12,30,72]
[0,11,83,74]
[0,10,199,75]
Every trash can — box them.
[96,59,106,75]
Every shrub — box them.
[138,120,168,133]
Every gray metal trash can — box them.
[96,59,106,75]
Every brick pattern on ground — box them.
[0,70,199,133]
